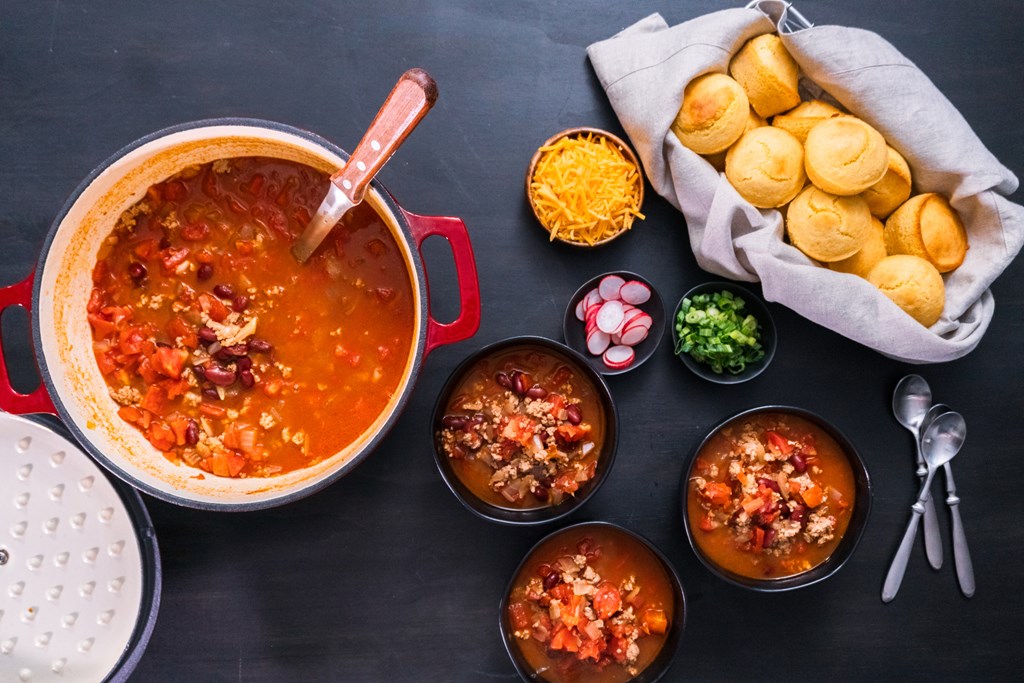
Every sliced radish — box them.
[626,312,653,330]
[620,325,649,346]
[587,330,610,355]
[575,298,586,321]
[586,303,602,321]
[584,289,603,310]
[602,344,635,369]
[610,332,622,345]
[598,275,625,301]
[620,281,651,305]
[621,307,645,328]
[596,300,624,334]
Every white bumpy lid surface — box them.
[1,413,144,682]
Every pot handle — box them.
[0,272,57,415]
[403,211,481,357]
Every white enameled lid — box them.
[1,412,148,682]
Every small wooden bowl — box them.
[526,126,644,248]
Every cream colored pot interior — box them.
[36,124,422,507]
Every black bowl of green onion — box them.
[672,281,776,384]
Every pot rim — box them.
[30,117,431,511]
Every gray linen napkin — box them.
[587,1,1024,363]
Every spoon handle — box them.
[883,470,936,603]
[943,462,975,597]
[917,455,943,570]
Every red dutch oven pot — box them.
[0,118,480,510]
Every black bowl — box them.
[499,521,685,683]
[431,336,618,525]
[671,281,776,384]
[563,271,666,376]
[680,406,872,591]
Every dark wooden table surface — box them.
[2,1,1022,681]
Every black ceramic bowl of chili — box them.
[680,405,872,591]
[500,521,685,683]
[432,336,618,525]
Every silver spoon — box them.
[892,374,943,569]
[882,411,966,602]
[920,405,975,598]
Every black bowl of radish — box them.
[563,271,666,376]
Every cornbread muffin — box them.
[866,255,945,327]
[884,193,969,272]
[804,116,888,195]
[705,108,767,171]
[673,73,750,154]
[725,126,806,208]
[729,34,801,118]
[862,146,912,218]
[772,99,844,143]
[829,216,887,277]
[786,185,872,262]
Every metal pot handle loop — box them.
[0,271,57,415]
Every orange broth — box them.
[87,157,415,478]
[687,412,856,579]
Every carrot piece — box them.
[117,405,143,424]
[801,484,824,508]
[753,527,765,550]
[199,403,227,418]
[641,608,668,635]
[146,421,176,451]
[140,385,167,415]
[700,482,732,507]
[592,582,621,620]
[766,430,793,454]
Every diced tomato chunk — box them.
[95,349,119,375]
[119,325,148,355]
[151,346,189,379]
[555,422,590,443]
[198,293,229,322]
[223,425,258,454]
[160,247,191,272]
[548,626,580,653]
[117,405,143,424]
[140,385,167,414]
[608,635,630,663]
[180,222,210,241]
[146,421,176,451]
[166,315,198,349]
[552,471,579,496]
[576,637,605,662]
[548,583,573,602]
[501,415,536,447]
[766,430,793,454]
[592,582,621,620]
[508,601,531,631]
[700,481,732,507]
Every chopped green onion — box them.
[674,290,765,374]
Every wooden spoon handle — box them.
[331,68,438,203]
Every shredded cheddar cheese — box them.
[530,132,645,245]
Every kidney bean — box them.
[198,327,218,344]
[231,295,249,312]
[469,414,486,427]
[495,372,512,390]
[128,262,147,281]
[441,415,467,430]
[537,563,553,578]
[238,369,255,388]
[789,452,807,473]
[204,365,236,386]
[511,371,526,396]
[201,386,220,400]
[213,348,232,362]
[790,504,806,523]
[158,236,171,250]
[235,356,252,372]
[757,477,781,493]
[542,569,560,591]
[762,527,777,548]
[191,364,207,380]
[213,283,235,299]
[248,338,272,354]
[526,384,548,399]
[224,344,249,357]
[197,263,214,281]
[565,404,582,425]
[534,485,550,501]
[778,501,791,518]
[184,419,200,446]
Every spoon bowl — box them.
[920,410,966,470]
[893,374,932,431]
